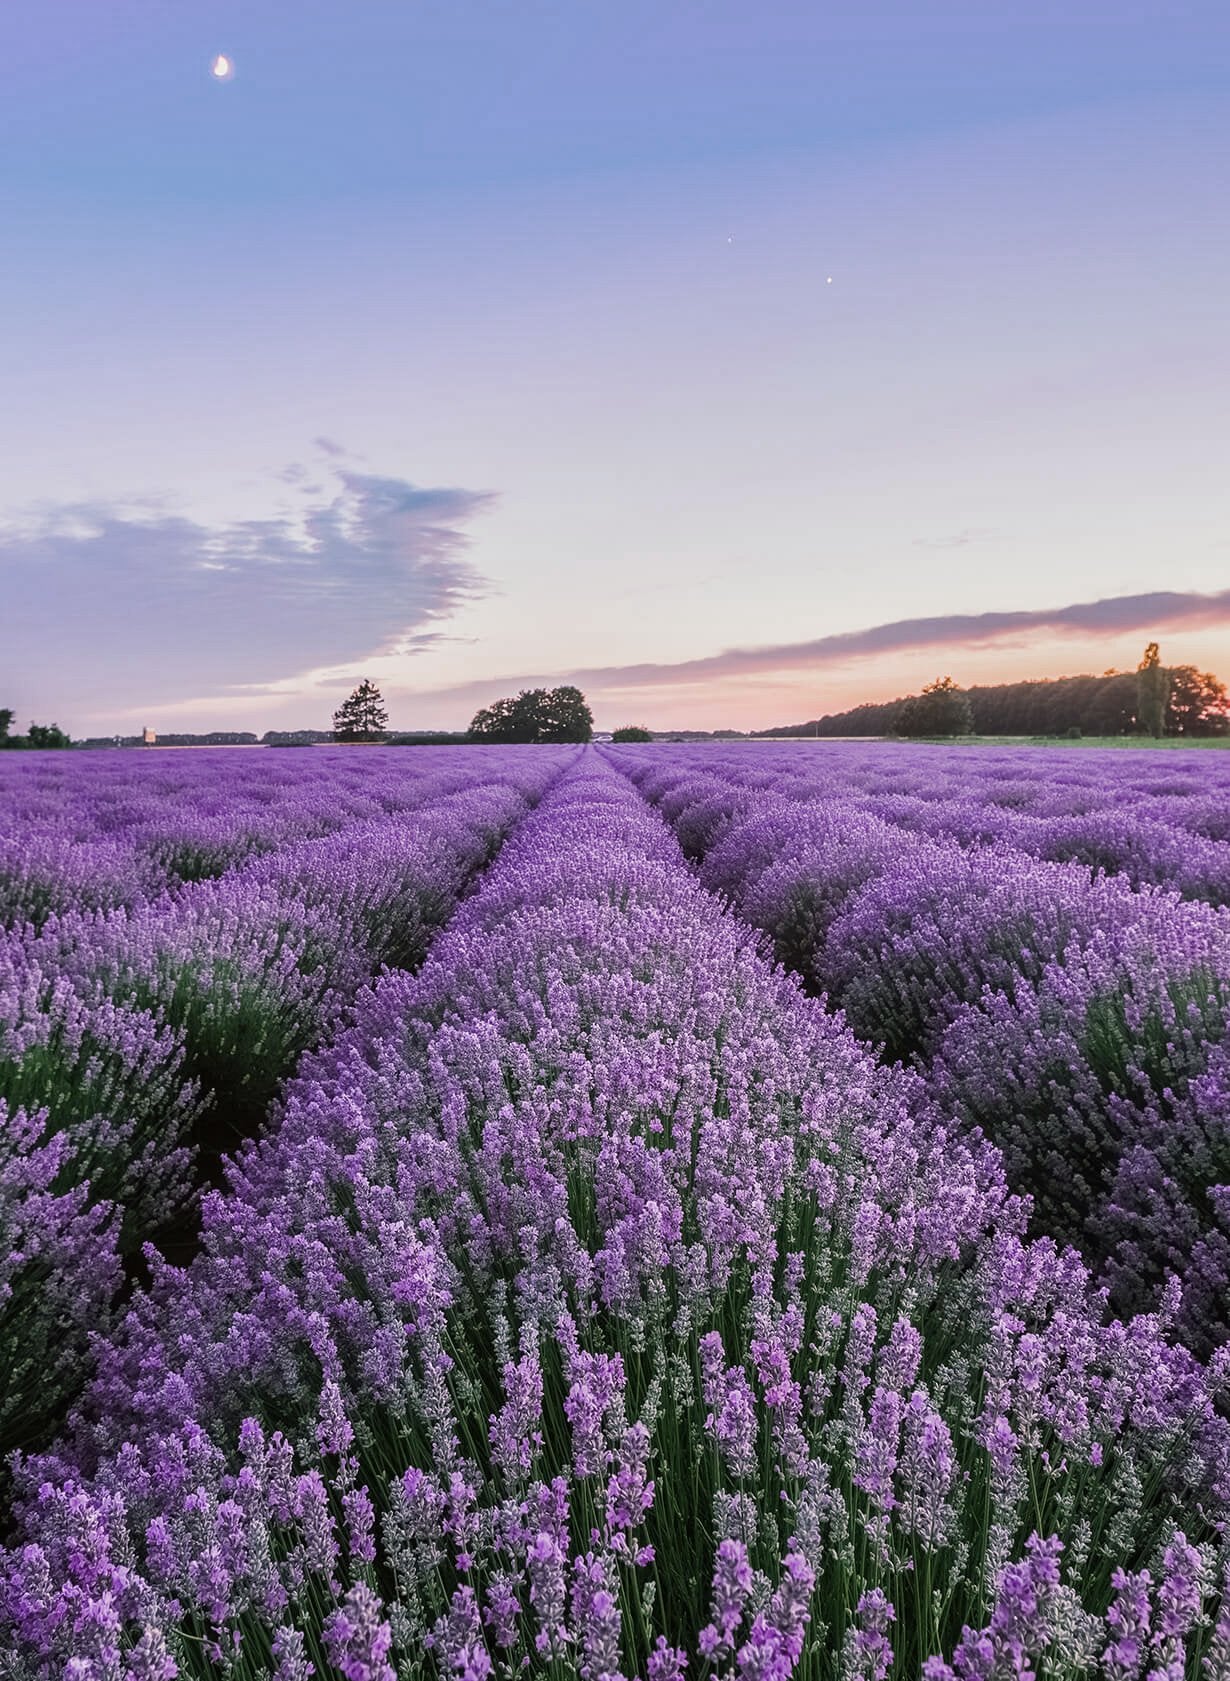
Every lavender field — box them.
[2,743,1229,1680]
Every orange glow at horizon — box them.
[580,628,1230,732]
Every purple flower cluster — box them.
[2,750,1226,1678]
[615,743,1230,1352]
[0,1099,121,1456]
[1,749,569,1460]
[0,747,552,917]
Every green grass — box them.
[988,736,1230,749]
[759,735,1230,749]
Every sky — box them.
[1,1,1228,735]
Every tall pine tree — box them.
[332,679,388,743]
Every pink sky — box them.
[2,4,1227,735]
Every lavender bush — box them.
[0,751,569,1463]
[3,757,1227,1677]
[611,743,1230,1350]
[0,1099,122,1457]
[933,927,1229,1347]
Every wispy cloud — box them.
[0,462,493,715]
[912,527,1002,550]
[409,586,1230,708]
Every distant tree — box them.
[1167,665,1230,736]
[26,722,72,749]
[1136,642,1170,739]
[467,695,523,742]
[538,686,594,742]
[263,729,333,746]
[895,676,974,739]
[0,708,12,741]
[157,732,259,747]
[387,731,471,746]
[332,679,388,743]
[1085,673,1139,736]
[612,725,653,742]
[761,660,1226,741]
[469,686,593,743]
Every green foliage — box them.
[387,732,472,746]
[612,725,653,742]
[0,1024,201,1252]
[148,837,260,884]
[1167,664,1230,735]
[1,720,72,750]
[1136,642,1171,739]
[1081,967,1227,1104]
[895,676,974,739]
[468,685,593,743]
[332,679,388,743]
[759,661,1224,739]
[29,722,72,748]
[111,953,327,1186]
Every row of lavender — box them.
[0,748,541,927]
[648,742,1230,905]
[611,744,1230,1355]
[3,755,1227,1678]
[0,749,572,1460]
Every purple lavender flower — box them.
[699,1538,755,1661]
[322,1582,395,1681]
[3,745,1229,1681]
[1103,1567,1153,1681]
[845,1588,895,1681]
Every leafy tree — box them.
[26,722,71,749]
[468,686,593,743]
[537,686,594,742]
[895,676,974,739]
[1167,665,1230,736]
[332,679,388,743]
[467,696,522,742]
[760,660,1226,740]
[612,725,653,742]
[1136,642,1170,739]
[0,709,12,741]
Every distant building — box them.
[142,726,157,745]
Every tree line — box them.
[0,710,71,750]
[761,647,1229,740]
[15,646,1223,753]
[329,680,598,743]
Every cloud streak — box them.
[411,586,1230,707]
[911,527,1002,550]
[0,464,493,716]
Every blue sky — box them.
[2,2,1228,731]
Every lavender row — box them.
[612,747,1230,1353]
[632,742,1230,907]
[0,754,570,1460]
[4,756,1226,1677]
[0,747,549,927]
[681,741,1230,830]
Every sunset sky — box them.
[2,2,1228,734]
